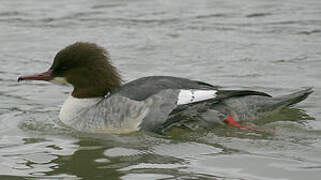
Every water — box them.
[1,0,321,179]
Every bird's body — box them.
[59,76,312,134]
[18,42,313,134]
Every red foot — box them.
[224,115,268,132]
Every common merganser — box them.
[18,42,313,134]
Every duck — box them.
[18,42,313,134]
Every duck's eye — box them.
[53,66,68,75]
[60,66,68,72]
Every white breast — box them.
[177,89,217,105]
[59,95,102,125]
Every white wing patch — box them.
[177,89,217,105]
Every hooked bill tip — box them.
[17,76,23,82]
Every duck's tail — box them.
[273,87,313,107]
[217,87,313,122]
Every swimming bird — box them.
[18,42,313,134]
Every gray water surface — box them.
[1,0,321,179]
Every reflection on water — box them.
[1,108,320,179]
[1,0,321,179]
[0,135,78,179]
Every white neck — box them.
[59,95,102,126]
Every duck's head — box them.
[18,42,122,98]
